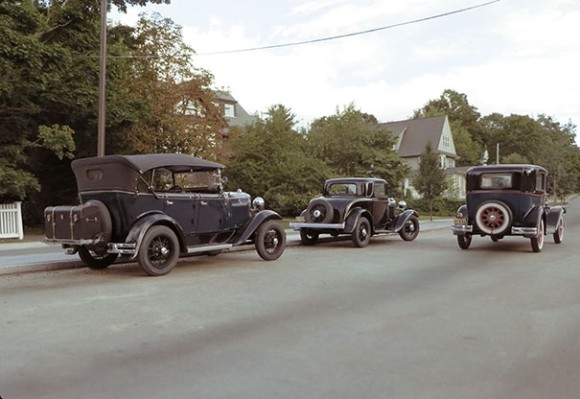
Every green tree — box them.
[414,89,484,166]
[414,142,448,221]
[480,112,580,196]
[0,0,174,224]
[226,105,330,215]
[307,104,408,193]
[118,13,226,159]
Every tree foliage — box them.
[226,105,329,214]
[420,90,580,196]
[2,2,580,225]
[414,142,448,220]
[118,13,226,159]
[0,0,177,217]
[307,104,409,193]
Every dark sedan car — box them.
[290,177,419,247]
[451,164,565,252]
[45,153,286,275]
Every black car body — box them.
[451,164,566,252]
[290,177,420,247]
[44,154,286,275]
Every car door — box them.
[162,193,197,234]
[195,192,230,234]
[371,182,390,228]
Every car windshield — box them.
[328,183,357,196]
[144,168,222,193]
[480,173,513,189]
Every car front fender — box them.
[233,210,282,246]
[394,209,420,232]
[545,205,566,234]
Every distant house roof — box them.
[214,90,257,128]
[444,166,472,176]
[380,115,456,158]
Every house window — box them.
[442,136,450,148]
[183,100,203,116]
[224,103,235,118]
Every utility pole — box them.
[97,0,107,157]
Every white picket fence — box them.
[0,201,24,240]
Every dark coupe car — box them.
[290,177,420,247]
[451,164,566,252]
[45,153,286,276]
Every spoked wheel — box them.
[300,229,319,245]
[475,201,511,235]
[138,225,180,276]
[457,234,472,250]
[553,217,564,244]
[398,215,419,241]
[352,217,371,248]
[78,246,118,269]
[530,219,545,253]
[255,220,286,261]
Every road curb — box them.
[0,221,452,276]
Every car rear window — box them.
[480,173,513,189]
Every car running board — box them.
[186,243,233,254]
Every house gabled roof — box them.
[380,115,455,158]
[214,90,257,127]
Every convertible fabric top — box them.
[72,153,224,174]
[71,154,224,192]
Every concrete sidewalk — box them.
[0,219,453,275]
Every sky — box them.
[111,0,580,142]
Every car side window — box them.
[535,173,546,193]
[151,168,173,192]
[374,183,387,198]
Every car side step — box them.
[186,243,233,254]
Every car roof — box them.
[325,177,387,184]
[467,164,547,175]
[72,153,225,174]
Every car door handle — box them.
[166,200,173,205]
[200,201,208,206]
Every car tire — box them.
[305,199,333,224]
[78,246,118,269]
[255,220,286,261]
[138,225,180,276]
[475,201,512,235]
[352,217,371,248]
[530,218,545,253]
[457,234,472,250]
[553,217,564,244]
[398,215,419,241]
[300,229,319,245]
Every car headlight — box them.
[253,197,265,211]
[398,200,407,210]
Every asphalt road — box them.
[0,201,579,399]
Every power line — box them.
[200,0,501,56]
